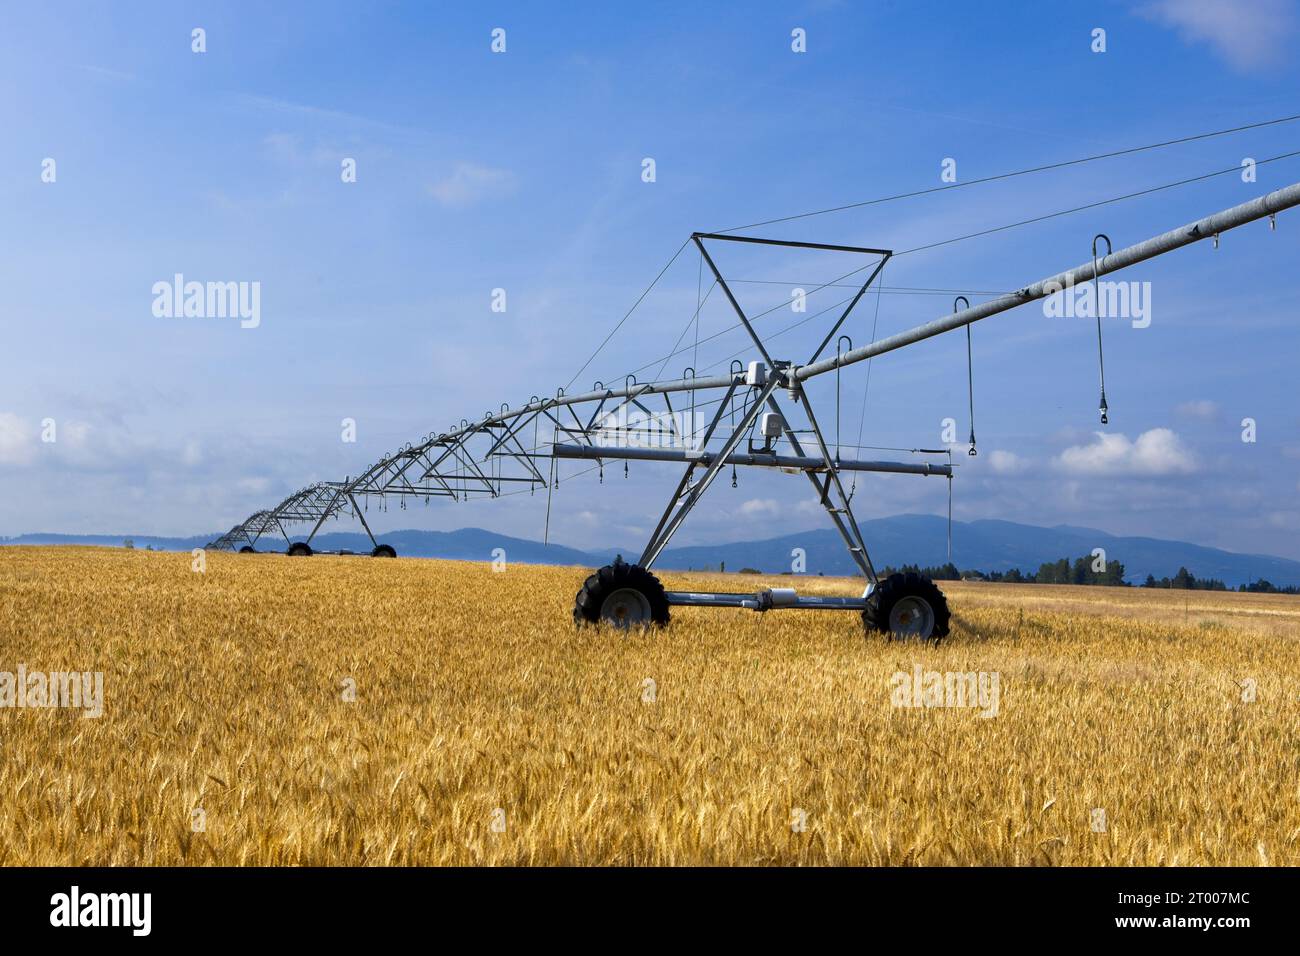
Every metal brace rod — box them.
[636,378,743,561]
[692,235,777,369]
[807,255,889,366]
[348,493,378,547]
[764,391,876,582]
[640,375,782,568]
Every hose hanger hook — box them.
[835,336,852,462]
[551,388,566,443]
[955,296,976,456]
[728,351,748,472]
[682,367,698,445]
[1091,234,1112,425]
[621,376,637,478]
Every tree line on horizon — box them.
[877,554,1300,594]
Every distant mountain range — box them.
[647,516,1300,588]
[4,515,1299,587]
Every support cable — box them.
[717,111,1300,233]
[848,264,886,501]
[895,149,1300,258]
[628,149,1300,384]
[565,237,691,391]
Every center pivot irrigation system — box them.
[208,179,1300,641]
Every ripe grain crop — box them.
[1,546,1296,865]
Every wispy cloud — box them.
[1175,399,1219,420]
[986,450,1028,475]
[427,163,518,207]
[75,63,136,82]
[237,94,418,135]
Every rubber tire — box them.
[239,545,255,554]
[863,572,950,641]
[371,544,397,558]
[287,542,313,557]
[573,556,670,627]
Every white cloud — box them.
[1054,428,1197,476]
[51,420,147,471]
[236,477,272,496]
[59,421,92,449]
[428,163,517,207]
[46,420,99,469]
[1137,0,1296,70]
[986,450,1027,475]
[0,413,35,466]
[1175,399,1219,420]
[1266,510,1300,531]
[0,414,215,475]
[739,498,781,516]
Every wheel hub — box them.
[889,595,936,639]
[600,588,652,628]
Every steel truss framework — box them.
[208,184,1300,612]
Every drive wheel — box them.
[287,542,313,557]
[371,544,397,558]
[863,572,950,642]
[239,546,255,554]
[573,556,670,628]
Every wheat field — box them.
[1,545,1297,866]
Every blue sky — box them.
[2,0,1299,561]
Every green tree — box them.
[1070,556,1090,585]
[1099,559,1127,586]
